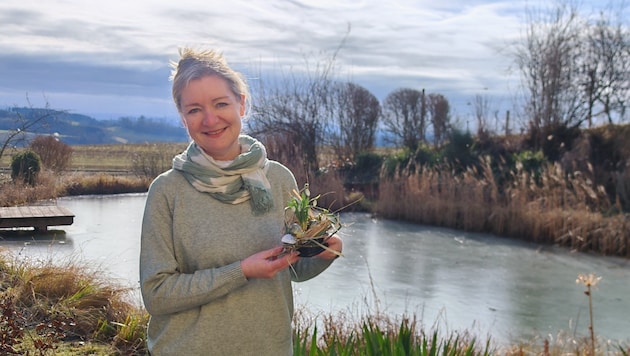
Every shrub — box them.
[440,130,478,172]
[29,135,73,172]
[512,150,546,182]
[524,123,580,162]
[383,148,413,177]
[343,152,383,185]
[131,144,176,180]
[413,144,440,168]
[10,150,42,185]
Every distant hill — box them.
[0,107,189,145]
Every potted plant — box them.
[281,183,342,257]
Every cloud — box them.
[0,0,616,121]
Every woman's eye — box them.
[187,108,201,115]
[216,102,228,108]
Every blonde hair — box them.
[170,48,250,116]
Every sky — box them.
[0,0,621,126]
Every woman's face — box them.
[179,75,245,160]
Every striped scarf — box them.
[172,135,273,215]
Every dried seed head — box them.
[576,273,602,287]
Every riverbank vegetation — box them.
[374,125,630,257]
[0,250,147,355]
[287,123,630,259]
[1,249,628,355]
[2,123,628,259]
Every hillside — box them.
[0,107,188,145]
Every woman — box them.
[139,47,342,355]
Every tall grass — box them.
[0,170,64,207]
[292,308,493,355]
[0,170,151,207]
[377,158,630,258]
[0,250,148,354]
[291,292,630,356]
[61,173,150,196]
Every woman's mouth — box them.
[205,128,226,136]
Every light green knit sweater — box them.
[139,161,335,355]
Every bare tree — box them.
[248,30,350,174]
[512,0,629,144]
[579,5,630,126]
[427,93,451,147]
[513,1,584,133]
[0,99,58,160]
[131,143,175,180]
[382,88,427,150]
[249,63,335,173]
[471,94,491,137]
[329,82,380,161]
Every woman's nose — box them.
[202,109,219,125]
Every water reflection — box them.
[0,194,628,345]
[0,229,73,248]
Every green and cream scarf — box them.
[172,135,273,215]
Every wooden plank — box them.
[0,205,75,231]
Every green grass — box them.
[293,317,492,355]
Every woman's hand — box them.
[317,235,343,260]
[241,247,300,279]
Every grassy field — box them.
[0,143,189,206]
[63,142,187,173]
[1,142,188,174]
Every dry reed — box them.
[61,173,150,196]
[377,158,630,258]
[0,250,148,354]
[0,170,63,207]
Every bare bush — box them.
[29,135,73,172]
[131,144,174,179]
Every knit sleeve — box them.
[139,172,248,316]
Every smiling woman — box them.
[139,47,343,356]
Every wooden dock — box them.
[0,205,75,232]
